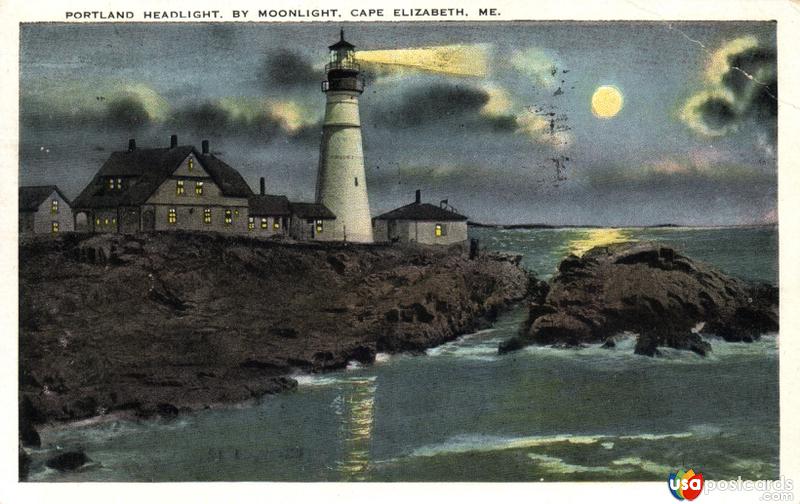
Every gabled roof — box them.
[374,202,468,222]
[249,194,291,216]
[73,146,252,208]
[19,185,70,212]
[290,202,336,219]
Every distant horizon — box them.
[467,221,778,229]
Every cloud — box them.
[170,98,320,140]
[20,77,321,143]
[586,156,771,190]
[680,36,776,139]
[22,81,170,129]
[515,110,572,150]
[370,81,570,150]
[258,49,318,88]
[509,47,562,91]
[372,82,516,132]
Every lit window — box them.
[273,218,281,230]
[234,209,239,216]
[203,208,212,224]
[435,224,443,237]
[316,219,324,233]
[51,200,58,214]
[224,209,232,225]
[107,178,115,190]
[116,178,122,189]
[95,217,100,225]
[187,157,194,171]
[261,218,268,229]
[176,180,185,196]
[112,218,116,224]
[104,218,110,225]
[51,221,59,233]
[168,208,177,224]
[248,217,255,231]
[195,181,204,195]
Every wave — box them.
[407,431,694,459]
[527,453,612,475]
[522,453,673,477]
[291,373,376,387]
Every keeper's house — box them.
[72,136,253,233]
[373,190,468,245]
[19,185,74,234]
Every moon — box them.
[591,85,624,118]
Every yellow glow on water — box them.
[356,45,488,77]
[337,378,376,481]
[568,228,635,257]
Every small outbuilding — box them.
[289,202,337,241]
[373,191,468,245]
[19,185,74,234]
[248,178,291,236]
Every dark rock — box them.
[384,309,400,323]
[269,327,298,339]
[19,396,42,448]
[239,359,284,371]
[527,277,550,304]
[348,345,376,364]
[498,336,525,354]
[531,313,593,345]
[601,338,616,349]
[327,255,347,274]
[148,279,189,311]
[45,451,90,472]
[19,232,530,424]
[501,241,778,356]
[156,403,179,418]
[410,303,435,323]
[527,303,557,323]
[19,445,31,481]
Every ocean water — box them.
[28,226,779,482]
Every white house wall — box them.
[22,190,75,234]
[373,219,468,245]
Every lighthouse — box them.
[315,30,374,243]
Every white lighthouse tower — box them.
[315,30,374,243]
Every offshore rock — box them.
[45,451,90,472]
[501,242,778,357]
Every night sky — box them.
[19,21,777,226]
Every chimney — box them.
[128,138,136,151]
[415,189,421,204]
[260,177,266,196]
[170,134,178,148]
[201,140,209,155]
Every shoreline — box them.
[20,231,531,435]
[27,303,521,445]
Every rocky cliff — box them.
[19,232,529,429]
[500,242,778,356]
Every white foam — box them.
[526,453,612,475]
[408,431,693,459]
[291,373,376,387]
[611,457,674,476]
